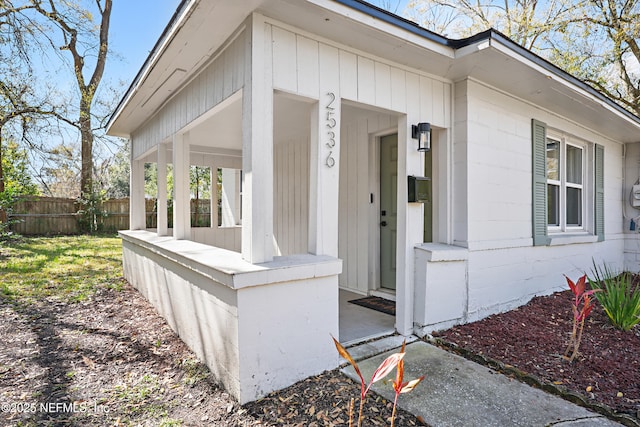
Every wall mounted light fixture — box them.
[411,122,431,152]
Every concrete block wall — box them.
[413,244,469,335]
[424,80,629,332]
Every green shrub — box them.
[588,262,640,331]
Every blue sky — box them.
[26,0,412,178]
[105,0,180,86]
[368,0,410,14]
[105,1,410,88]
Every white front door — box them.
[379,134,398,290]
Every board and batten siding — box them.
[339,108,396,293]
[131,17,452,280]
[268,22,451,293]
[132,29,248,159]
[269,23,450,128]
[273,137,310,256]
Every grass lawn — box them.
[0,235,123,304]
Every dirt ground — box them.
[0,280,422,426]
[2,256,638,425]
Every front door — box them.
[380,134,398,290]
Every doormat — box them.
[348,296,395,316]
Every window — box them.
[531,119,604,246]
[546,138,584,231]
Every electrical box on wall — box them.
[408,176,431,203]
[633,185,640,207]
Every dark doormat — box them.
[348,296,395,316]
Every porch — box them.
[113,8,455,404]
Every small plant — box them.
[77,190,108,233]
[564,274,599,362]
[390,340,424,427]
[0,188,24,239]
[332,336,423,427]
[588,262,640,331]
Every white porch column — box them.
[221,168,240,227]
[157,143,168,236]
[209,161,218,230]
[173,132,191,240]
[396,114,425,335]
[241,14,273,263]
[130,157,146,230]
[309,45,341,257]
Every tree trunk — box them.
[79,98,93,198]
[0,129,5,224]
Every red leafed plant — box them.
[332,336,423,427]
[564,274,600,362]
[390,340,424,427]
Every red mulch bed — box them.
[433,289,640,420]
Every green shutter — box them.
[532,119,549,246]
[594,144,604,241]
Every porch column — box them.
[396,114,425,336]
[209,160,218,230]
[130,157,145,230]
[173,132,191,240]
[309,45,341,257]
[221,168,240,227]
[157,143,168,236]
[241,14,273,263]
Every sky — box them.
[105,0,181,89]
[20,0,413,188]
[105,1,410,90]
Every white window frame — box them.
[546,134,588,234]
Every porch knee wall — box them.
[120,230,340,404]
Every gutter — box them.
[334,0,640,126]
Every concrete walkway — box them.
[341,339,625,427]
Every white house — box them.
[107,0,640,404]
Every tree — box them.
[0,134,39,230]
[190,166,211,226]
[30,0,113,198]
[551,0,640,115]
[101,139,129,198]
[0,2,41,222]
[405,0,640,114]
[40,143,81,198]
[0,135,39,196]
[407,0,577,49]
[0,78,35,221]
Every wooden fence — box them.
[8,196,212,235]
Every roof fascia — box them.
[107,0,193,136]
[486,30,640,125]
[334,0,640,127]
[330,0,452,46]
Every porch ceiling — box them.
[148,90,312,159]
[188,97,243,151]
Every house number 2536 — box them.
[325,92,337,168]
